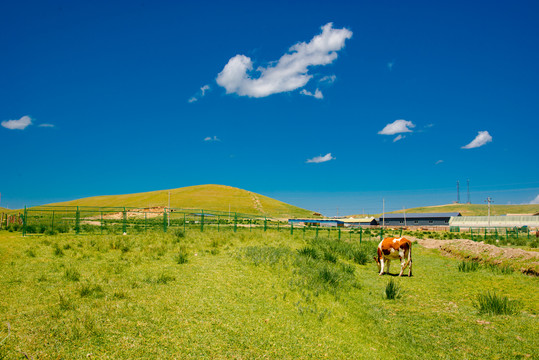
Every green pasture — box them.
[0,230,537,359]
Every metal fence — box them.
[21,205,409,242]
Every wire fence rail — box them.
[11,205,539,248]
[19,205,409,243]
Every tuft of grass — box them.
[156,273,175,284]
[317,265,341,286]
[457,260,479,272]
[174,249,189,264]
[474,291,520,315]
[352,249,369,265]
[297,246,319,260]
[64,267,81,282]
[79,283,104,298]
[58,293,74,311]
[322,250,338,263]
[53,244,64,257]
[384,278,401,300]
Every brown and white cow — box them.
[374,237,412,276]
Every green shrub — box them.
[474,291,520,315]
[352,249,369,265]
[384,278,401,300]
[457,260,479,272]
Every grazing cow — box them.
[374,237,412,276]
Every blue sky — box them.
[1,0,538,215]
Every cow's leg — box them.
[398,256,405,276]
[379,258,385,276]
[386,259,390,274]
[408,258,413,277]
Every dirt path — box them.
[411,237,539,275]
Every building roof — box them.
[381,212,461,219]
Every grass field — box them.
[40,184,316,219]
[0,230,537,359]
[382,203,539,216]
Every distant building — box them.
[450,215,539,228]
[288,217,378,227]
[379,213,461,227]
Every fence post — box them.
[471,228,474,241]
[349,230,352,241]
[163,208,167,233]
[327,228,330,239]
[528,227,530,241]
[360,227,362,244]
[290,222,293,235]
[400,227,403,237]
[495,228,498,241]
[200,210,204,232]
[101,211,104,235]
[338,227,341,240]
[51,210,55,233]
[218,215,220,232]
[75,206,80,234]
[264,217,267,231]
[380,227,383,241]
[303,226,305,239]
[277,221,280,232]
[234,213,237,233]
[22,206,27,236]
[144,212,147,233]
[249,218,252,232]
[316,225,319,239]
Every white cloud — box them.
[204,136,220,142]
[387,61,394,71]
[378,119,415,135]
[300,88,323,99]
[38,123,55,128]
[320,75,336,83]
[306,153,335,163]
[461,131,492,149]
[216,23,352,98]
[1,115,32,130]
[188,84,211,103]
[529,194,539,204]
[393,135,404,142]
[200,85,210,96]
[435,160,443,165]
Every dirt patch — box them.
[413,237,539,276]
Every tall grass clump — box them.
[384,278,401,300]
[64,267,81,282]
[175,248,189,264]
[474,291,520,315]
[297,246,319,260]
[457,260,479,272]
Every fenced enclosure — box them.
[21,205,408,242]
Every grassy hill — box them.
[386,203,539,216]
[43,184,316,218]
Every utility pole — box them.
[403,206,407,227]
[467,179,470,204]
[485,197,493,227]
[382,198,385,228]
[456,180,460,203]
[168,191,171,226]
